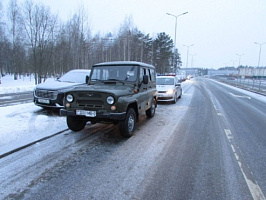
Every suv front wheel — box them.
[119,108,136,138]
[67,116,86,132]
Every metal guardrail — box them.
[210,76,266,96]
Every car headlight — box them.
[66,94,74,103]
[107,96,115,105]
[166,89,174,95]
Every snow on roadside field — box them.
[0,75,67,155]
[0,102,68,155]
[0,75,36,94]
[0,74,56,94]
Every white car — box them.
[156,75,182,103]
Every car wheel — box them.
[67,116,86,132]
[146,98,156,118]
[119,108,136,138]
[178,90,182,99]
[172,94,177,104]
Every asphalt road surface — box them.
[0,92,33,107]
[1,78,265,200]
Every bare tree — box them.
[21,0,57,84]
[8,0,25,79]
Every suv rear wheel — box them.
[67,116,86,132]
[119,108,136,138]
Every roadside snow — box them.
[0,102,68,155]
[0,75,67,155]
[0,75,36,94]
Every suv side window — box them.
[149,69,156,82]
[139,67,146,83]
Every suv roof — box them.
[93,61,155,69]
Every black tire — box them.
[146,98,156,118]
[67,116,86,132]
[119,108,136,138]
[178,90,182,99]
[172,94,177,104]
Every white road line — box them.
[224,129,266,200]
[229,92,251,99]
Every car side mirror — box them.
[176,83,181,86]
[143,75,149,84]
[85,75,90,84]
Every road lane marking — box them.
[224,129,266,200]
[229,92,251,99]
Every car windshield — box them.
[90,65,137,82]
[156,78,174,85]
[59,70,90,83]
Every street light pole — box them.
[236,53,244,67]
[254,42,266,67]
[191,54,197,68]
[166,12,188,72]
[183,44,194,68]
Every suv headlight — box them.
[66,94,74,103]
[107,96,115,105]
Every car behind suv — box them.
[60,61,157,138]
[34,69,91,108]
[156,75,182,103]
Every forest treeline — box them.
[0,0,182,84]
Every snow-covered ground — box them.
[0,75,36,94]
[0,75,67,155]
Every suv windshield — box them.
[90,65,137,82]
[156,78,174,85]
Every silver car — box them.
[156,75,182,104]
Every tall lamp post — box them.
[254,42,266,67]
[191,54,197,68]
[236,53,244,67]
[254,42,266,88]
[166,12,188,72]
[183,44,194,68]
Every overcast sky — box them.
[2,0,266,69]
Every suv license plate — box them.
[76,110,96,117]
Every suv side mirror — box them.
[85,75,90,84]
[143,75,149,84]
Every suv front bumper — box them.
[60,109,126,121]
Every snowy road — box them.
[0,92,33,107]
[0,79,266,200]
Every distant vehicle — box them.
[176,70,187,82]
[33,69,91,108]
[156,75,182,103]
[60,61,157,138]
[187,75,193,80]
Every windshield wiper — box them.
[106,79,125,85]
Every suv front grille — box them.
[77,100,104,108]
[78,93,102,98]
[35,89,58,100]
[75,92,106,109]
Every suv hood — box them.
[35,81,83,90]
[72,84,135,96]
